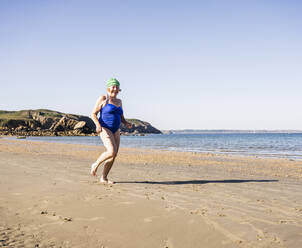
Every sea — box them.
[21,132,302,160]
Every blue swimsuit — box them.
[98,98,123,134]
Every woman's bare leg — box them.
[101,129,120,183]
[90,127,117,176]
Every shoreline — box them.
[1,134,302,161]
[1,138,301,179]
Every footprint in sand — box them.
[190,208,208,216]
[62,217,72,222]
[294,207,302,212]
[40,210,72,223]
[279,220,289,224]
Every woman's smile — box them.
[108,86,119,97]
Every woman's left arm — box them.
[120,100,132,128]
[121,115,132,129]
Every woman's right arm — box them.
[91,95,106,133]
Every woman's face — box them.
[107,85,120,97]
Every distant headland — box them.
[0,109,162,136]
[163,129,302,134]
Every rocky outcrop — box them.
[0,109,161,136]
[74,121,86,130]
[32,112,54,129]
[120,119,161,135]
[50,116,78,132]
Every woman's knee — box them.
[107,149,117,158]
[105,157,115,163]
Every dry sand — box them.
[0,138,302,248]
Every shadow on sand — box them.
[116,179,278,185]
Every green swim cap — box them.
[107,78,120,88]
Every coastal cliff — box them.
[0,110,161,136]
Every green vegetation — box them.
[0,109,63,120]
[0,110,31,120]
[127,119,148,125]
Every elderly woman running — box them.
[90,78,132,184]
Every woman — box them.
[90,78,132,184]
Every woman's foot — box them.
[90,162,98,176]
[107,179,115,185]
[100,177,115,185]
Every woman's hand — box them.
[125,121,132,129]
[96,126,102,134]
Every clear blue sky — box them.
[1,0,301,130]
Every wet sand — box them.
[0,138,302,248]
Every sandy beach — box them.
[0,138,302,248]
